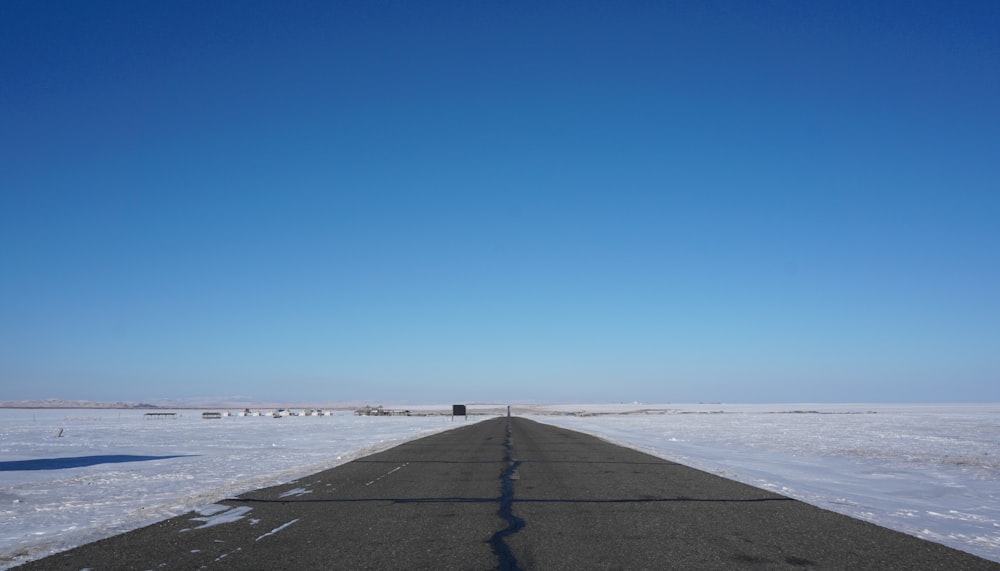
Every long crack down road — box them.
[19,417,999,570]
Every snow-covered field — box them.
[1,404,999,568]
[0,408,481,569]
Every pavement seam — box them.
[489,418,525,571]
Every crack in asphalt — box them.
[489,419,525,571]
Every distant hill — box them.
[0,399,160,409]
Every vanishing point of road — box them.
[18,416,999,570]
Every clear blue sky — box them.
[2,1,998,404]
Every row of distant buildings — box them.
[146,406,426,419]
[353,405,413,416]
[196,408,338,419]
[195,406,417,418]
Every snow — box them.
[0,408,477,569]
[1,404,999,567]
[186,505,253,530]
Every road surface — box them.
[17,417,999,569]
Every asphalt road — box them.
[17,416,999,570]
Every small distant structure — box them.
[452,404,467,420]
[355,405,411,416]
[202,412,222,419]
[356,405,383,416]
[144,412,177,420]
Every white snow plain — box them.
[0,408,479,569]
[1,404,998,568]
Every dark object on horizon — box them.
[202,412,222,419]
[452,404,466,420]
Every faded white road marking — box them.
[365,462,409,486]
[256,518,300,541]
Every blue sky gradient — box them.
[2,1,998,403]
